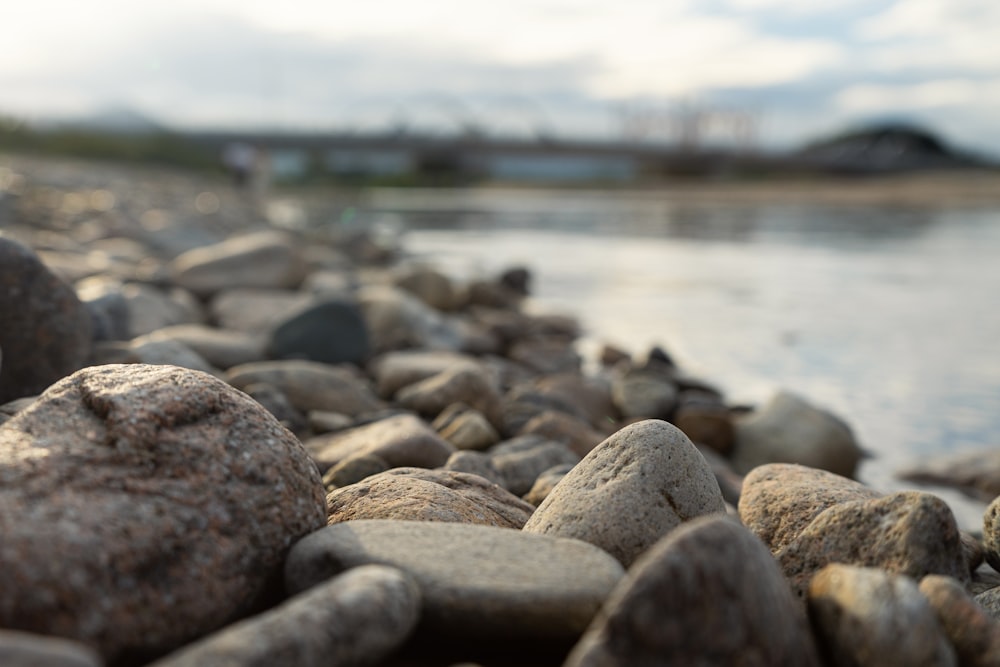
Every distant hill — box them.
[49,106,167,135]
[796,123,990,173]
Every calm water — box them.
[357,188,1000,527]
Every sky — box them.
[4,0,1000,153]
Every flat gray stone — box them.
[210,288,315,334]
[226,360,383,416]
[565,516,821,667]
[148,565,420,667]
[169,230,306,297]
[141,324,265,370]
[522,419,726,567]
[284,519,625,640]
[490,439,580,497]
[305,413,455,473]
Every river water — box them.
[354,186,1000,528]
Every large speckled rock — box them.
[778,491,968,599]
[732,391,864,478]
[808,565,956,667]
[920,574,1000,667]
[0,630,102,667]
[0,237,93,402]
[147,565,421,667]
[565,516,821,667]
[326,467,535,528]
[522,419,726,567]
[285,520,624,641]
[225,360,383,416]
[738,463,881,553]
[305,413,455,473]
[169,230,306,297]
[0,364,327,662]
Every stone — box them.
[522,420,726,567]
[808,565,956,667]
[0,237,93,402]
[732,391,864,478]
[518,410,605,458]
[962,531,985,573]
[0,364,327,662]
[981,494,1000,572]
[522,463,575,506]
[498,384,592,438]
[147,565,420,667]
[738,463,882,553]
[531,373,617,430]
[326,467,535,528]
[322,453,389,490]
[694,444,743,506]
[285,520,625,640]
[672,399,735,456]
[975,587,1000,620]
[121,283,204,338]
[225,360,383,416]
[76,275,131,341]
[610,370,678,420]
[920,574,1000,667]
[565,516,820,667]
[241,382,310,437]
[777,491,969,600]
[433,403,500,451]
[210,288,315,333]
[506,338,581,375]
[169,230,306,297]
[396,365,502,425]
[393,264,461,311]
[266,298,371,366]
[490,438,580,496]
[442,450,506,488]
[901,449,1000,502]
[0,629,102,667]
[499,266,531,295]
[370,350,480,398]
[141,324,266,370]
[357,286,467,354]
[124,337,219,375]
[305,413,455,473]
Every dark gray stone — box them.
[267,299,370,366]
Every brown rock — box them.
[433,403,500,451]
[442,450,506,488]
[522,463,575,507]
[519,410,604,458]
[531,373,617,429]
[326,467,535,528]
[565,516,821,667]
[489,436,580,496]
[672,399,734,456]
[305,413,455,473]
[322,453,390,490]
[225,359,383,416]
[370,350,479,398]
[396,365,502,425]
[0,364,327,662]
[920,574,1000,667]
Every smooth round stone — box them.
[808,565,956,667]
[210,288,315,334]
[147,565,420,667]
[565,516,821,667]
[433,403,500,451]
[284,520,625,641]
[522,463,576,506]
[610,370,678,420]
[169,230,306,297]
[370,350,480,398]
[124,337,219,375]
[518,410,604,458]
[142,324,266,370]
[489,438,580,497]
[305,413,455,473]
[357,286,467,354]
[522,419,726,567]
[225,360,383,416]
[267,299,370,366]
[396,365,502,426]
[0,237,93,403]
[322,453,389,490]
[920,575,1000,666]
[120,283,204,338]
[393,264,460,311]
[442,450,506,488]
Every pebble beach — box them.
[3,152,1000,666]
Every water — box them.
[357,187,1000,528]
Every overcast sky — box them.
[4,0,1000,152]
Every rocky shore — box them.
[2,153,1000,666]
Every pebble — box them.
[489,437,580,496]
[396,364,502,426]
[284,519,625,641]
[266,298,371,366]
[610,368,678,420]
[432,403,501,451]
[919,574,1000,667]
[209,287,314,333]
[147,565,420,667]
[518,410,605,457]
[900,449,1000,503]
[370,350,481,398]
[522,419,726,567]
[140,323,265,370]
[305,413,455,473]
[0,629,102,667]
[225,359,383,416]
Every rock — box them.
[210,288,315,333]
[981,494,1000,572]
[519,410,604,457]
[76,276,131,342]
[169,230,305,297]
[738,463,881,553]
[326,467,535,528]
[490,437,580,496]
[0,237,93,402]
[225,360,383,416]
[962,531,985,573]
[285,520,625,640]
[808,565,956,667]
[357,286,467,354]
[0,364,327,662]
[322,453,389,490]
[370,350,480,398]
[565,516,820,667]
[920,574,1000,667]
[694,444,743,506]
[522,463,575,506]
[777,491,969,600]
[305,413,455,473]
[267,298,371,366]
[672,398,735,456]
[975,587,1000,619]
[731,391,864,478]
[531,373,617,430]
[147,565,420,667]
[141,324,265,370]
[498,384,592,438]
[0,629,102,667]
[124,337,219,375]
[241,382,310,437]
[598,344,630,367]
[610,370,677,420]
[307,410,354,435]
[442,450,506,487]
[522,420,726,567]
[393,264,461,311]
[506,338,581,375]
[900,449,1000,502]
[396,365,502,425]
[433,403,500,451]
[499,266,531,295]
[120,283,204,338]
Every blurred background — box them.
[3,0,1000,524]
